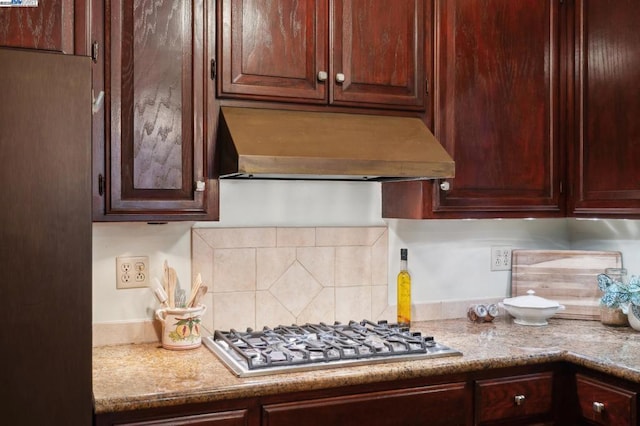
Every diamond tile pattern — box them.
[192,227,388,331]
[269,262,323,316]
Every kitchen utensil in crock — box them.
[175,288,186,308]
[186,273,203,308]
[190,285,207,308]
[150,277,169,307]
[167,266,177,308]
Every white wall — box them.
[93,221,193,323]
[569,218,640,267]
[92,180,640,323]
[92,180,383,323]
[386,218,569,304]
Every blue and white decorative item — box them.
[597,269,640,329]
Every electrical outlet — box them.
[116,255,149,289]
[491,246,512,271]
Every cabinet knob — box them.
[335,73,345,83]
[514,395,526,406]
[440,181,451,191]
[592,401,605,413]
[317,71,328,82]
[195,181,206,192]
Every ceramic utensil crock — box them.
[155,305,206,350]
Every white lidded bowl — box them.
[500,290,565,326]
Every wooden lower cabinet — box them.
[262,383,469,426]
[95,364,640,426]
[575,373,637,426]
[475,373,554,425]
[115,410,250,426]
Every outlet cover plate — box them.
[116,255,149,289]
[491,246,512,271]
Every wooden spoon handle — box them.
[167,267,177,308]
[186,273,203,308]
[190,285,207,308]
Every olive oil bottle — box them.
[397,248,411,325]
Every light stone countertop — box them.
[93,317,640,414]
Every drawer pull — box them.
[593,401,605,413]
[514,395,526,406]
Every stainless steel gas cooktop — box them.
[203,320,462,377]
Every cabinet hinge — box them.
[210,59,216,80]
[98,174,105,196]
[91,41,99,63]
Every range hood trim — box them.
[217,107,455,181]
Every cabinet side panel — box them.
[0,48,93,425]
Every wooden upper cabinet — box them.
[432,0,562,217]
[331,0,425,109]
[98,0,217,221]
[0,0,89,55]
[218,0,327,103]
[569,0,640,218]
[217,0,426,111]
[383,0,563,219]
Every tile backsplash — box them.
[191,226,390,331]
[92,224,504,346]
[91,218,640,346]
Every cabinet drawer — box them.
[262,382,469,426]
[115,410,250,426]
[576,374,637,426]
[475,372,553,424]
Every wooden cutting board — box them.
[511,250,622,320]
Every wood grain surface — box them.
[511,250,622,320]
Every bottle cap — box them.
[400,248,408,260]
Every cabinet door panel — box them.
[331,0,425,110]
[218,0,327,103]
[576,374,636,426]
[0,0,76,53]
[115,409,250,425]
[475,373,554,424]
[262,383,469,426]
[105,0,216,219]
[431,0,562,217]
[571,0,640,217]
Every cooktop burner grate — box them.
[204,320,462,377]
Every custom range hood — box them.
[216,107,454,181]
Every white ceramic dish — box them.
[628,304,640,331]
[500,290,565,326]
